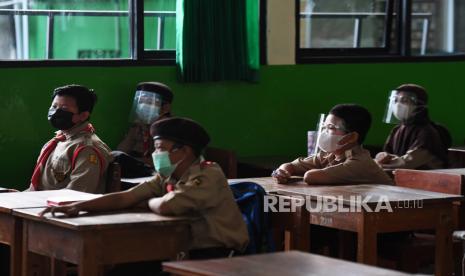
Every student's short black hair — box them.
[329,104,371,144]
[52,84,97,113]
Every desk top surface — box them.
[163,251,414,276]
[0,190,96,213]
[430,168,465,175]
[13,207,192,230]
[449,146,465,152]
[231,177,462,206]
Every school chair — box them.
[106,161,122,193]
[204,147,237,179]
[379,169,464,274]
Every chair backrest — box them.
[204,147,237,178]
[394,169,465,228]
[106,162,122,193]
[229,181,274,254]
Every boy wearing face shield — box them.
[113,82,173,178]
[375,84,451,169]
[40,117,249,260]
[273,104,392,185]
[28,85,113,193]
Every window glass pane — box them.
[0,0,130,60]
[411,0,465,55]
[144,0,176,50]
[299,0,388,49]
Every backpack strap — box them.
[71,144,105,176]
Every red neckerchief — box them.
[29,123,95,190]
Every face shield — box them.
[382,90,418,124]
[315,114,348,153]
[129,90,163,124]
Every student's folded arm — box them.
[66,147,105,193]
[393,148,435,169]
[303,169,338,184]
[73,190,142,213]
[149,174,222,216]
[74,175,164,213]
[288,156,320,176]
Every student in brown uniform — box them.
[113,82,173,177]
[273,104,392,185]
[40,117,249,260]
[375,84,451,169]
[29,84,112,193]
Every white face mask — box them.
[318,132,344,153]
[392,103,412,121]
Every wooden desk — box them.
[14,208,191,276]
[0,187,10,193]
[272,184,461,276]
[0,190,95,276]
[229,176,308,193]
[163,250,414,276]
[121,176,153,190]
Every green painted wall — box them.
[0,61,463,189]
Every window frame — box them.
[0,0,177,67]
[295,0,465,64]
[0,0,268,67]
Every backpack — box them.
[229,181,275,254]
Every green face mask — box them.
[152,151,178,177]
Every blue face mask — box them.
[152,151,178,177]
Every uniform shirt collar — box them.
[57,121,90,139]
[167,156,204,184]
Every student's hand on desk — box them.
[39,204,80,218]
[272,169,291,184]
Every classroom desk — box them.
[163,250,415,276]
[14,208,191,276]
[270,184,461,276]
[0,189,95,276]
[0,187,10,193]
[120,176,154,190]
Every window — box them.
[0,0,176,61]
[297,0,465,61]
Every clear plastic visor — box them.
[382,90,418,124]
[129,90,163,124]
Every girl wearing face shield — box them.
[272,104,393,185]
[375,84,451,169]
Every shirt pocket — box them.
[50,154,71,183]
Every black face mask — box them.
[48,108,76,130]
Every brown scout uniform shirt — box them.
[290,145,393,184]
[117,114,170,165]
[35,122,113,193]
[130,160,249,251]
[117,123,152,162]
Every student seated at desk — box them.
[273,104,392,185]
[375,84,451,169]
[29,85,112,193]
[40,117,249,259]
[113,82,173,178]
